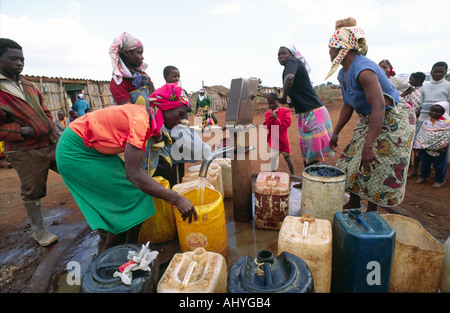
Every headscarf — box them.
[324,18,368,81]
[109,32,149,86]
[148,82,190,136]
[436,101,450,120]
[198,88,206,101]
[281,44,311,74]
[379,59,396,77]
[413,101,450,156]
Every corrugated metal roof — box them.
[22,74,110,83]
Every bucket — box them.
[80,244,160,293]
[138,176,177,244]
[440,237,450,292]
[157,248,227,293]
[227,249,314,293]
[332,209,395,293]
[183,164,224,198]
[174,186,228,258]
[278,214,332,292]
[382,214,445,293]
[254,172,290,230]
[300,164,346,223]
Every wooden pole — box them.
[85,80,94,110]
[59,78,68,116]
[98,81,106,109]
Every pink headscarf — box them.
[109,32,148,85]
[148,82,190,135]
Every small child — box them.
[163,65,210,184]
[68,109,78,123]
[163,65,191,117]
[263,93,295,175]
[163,65,187,184]
[414,102,450,188]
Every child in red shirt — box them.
[263,93,295,175]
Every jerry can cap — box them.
[348,209,362,219]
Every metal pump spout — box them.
[199,145,256,178]
[199,145,235,178]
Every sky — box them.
[1,0,449,93]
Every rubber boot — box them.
[23,200,58,246]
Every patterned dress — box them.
[196,94,212,129]
[336,103,416,206]
[335,55,416,207]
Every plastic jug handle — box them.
[181,261,197,288]
[302,221,309,239]
[357,215,374,232]
[264,262,273,287]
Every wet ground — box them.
[1,98,448,293]
[38,179,306,293]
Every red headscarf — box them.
[379,59,396,77]
[148,82,190,136]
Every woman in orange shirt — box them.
[56,83,197,249]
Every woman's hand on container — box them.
[329,133,339,152]
[173,195,198,223]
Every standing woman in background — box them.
[195,88,212,131]
[404,72,426,178]
[109,32,155,106]
[326,18,416,212]
[278,44,334,167]
[109,32,175,186]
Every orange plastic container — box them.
[138,176,177,244]
[174,186,228,257]
[157,248,227,293]
[254,172,290,230]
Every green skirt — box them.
[55,128,156,234]
[336,102,416,207]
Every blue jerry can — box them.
[227,249,314,293]
[331,209,395,293]
[80,244,160,293]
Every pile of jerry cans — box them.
[80,164,446,293]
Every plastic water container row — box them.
[80,210,448,293]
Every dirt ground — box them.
[0,94,449,293]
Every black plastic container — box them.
[80,244,160,293]
[227,249,314,293]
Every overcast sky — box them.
[1,0,449,92]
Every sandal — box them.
[415,178,427,184]
[431,182,445,189]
